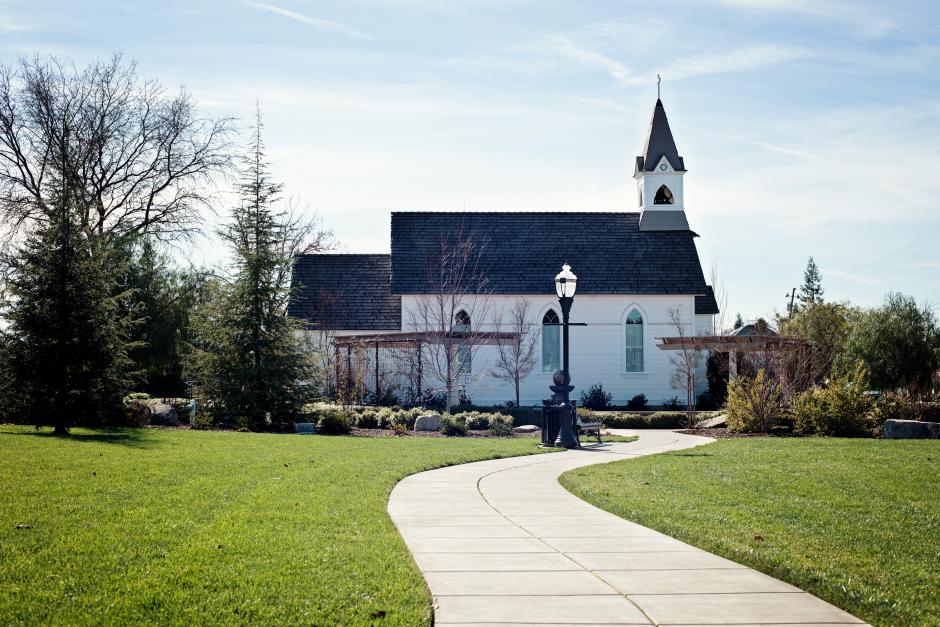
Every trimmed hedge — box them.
[578,409,686,429]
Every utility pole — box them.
[785,288,797,319]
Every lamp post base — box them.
[554,420,579,449]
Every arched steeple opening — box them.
[654,184,674,205]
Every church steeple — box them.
[636,98,685,174]
[634,95,689,231]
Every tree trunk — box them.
[515,379,520,407]
[52,422,70,436]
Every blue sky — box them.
[3,0,939,322]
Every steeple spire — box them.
[636,97,685,174]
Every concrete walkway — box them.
[388,430,867,626]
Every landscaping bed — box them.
[0,425,554,625]
[560,438,940,627]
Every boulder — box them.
[512,424,540,434]
[149,403,179,426]
[695,414,727,429]
[884,419,940,439]
[414,413,442,432]
[295,422,316,434]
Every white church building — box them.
[289,97,718,407]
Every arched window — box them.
[625,309,643,372]
[454,310,471,377]
[541,309,561,373]
[654,184,674,205]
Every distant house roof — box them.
[728,321,777,337]
[390,212,715,304]
[288,254,400,330]
[635,99,686,173]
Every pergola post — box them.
[416,340,423,399]
[374,340,380,403]
[333,343,340,395]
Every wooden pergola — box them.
[657,334,810,379]
[332,330,518,400]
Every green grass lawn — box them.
[560,438,940,627]
[0,426,553,626]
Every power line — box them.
[854,225,940,273]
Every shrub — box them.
[793,364,875,437]
[726,369,783,433]
[122,399,151,427]
[192,412,214,430]
[125,392,151,401]
[489,414,514,436]
[597,412,646,429]
[915,402,940,422]
[316,409,352,435]
[419,390,447,411]
[626,394,648,411]
[869,394,916,425]
[647,412,686,428]
[663,396,682,410]
[696,391,719,411]
[389,407,420,430]
[440,415,467,436]
[580,384,612,410]
[355,409,379,429]
[461,412,491,430]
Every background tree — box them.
[121,238,207,397]
[490,298,540,407]
[0,54,232,247]
[797,256,824,308]
[733,313,744,330]
[190,110,330,426]
[406,228,492,410]
[778,301,855,390]
[2,172,132,434]
[840,293,940,396]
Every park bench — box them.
[575,419,603,445]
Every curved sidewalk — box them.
[388,430,866,626]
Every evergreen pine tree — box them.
[733,313,744,330]
[3,185,131,433]
[191,110,311,426]
[797,256,824,307]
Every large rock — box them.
[149,403,179,426]
[295,422,316,434]
[884,419,940,439]
[415,413,441,432]
[695,414,727,429]
[512,424,540,434]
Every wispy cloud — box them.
[541,36,808,87]
[571,96,633,113]
[242,1,372,39]
[548,36,635,84]
[826,270,879,286]
[750,141,823,162]
[709,0,893,39]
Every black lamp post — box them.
[551,263,579,449]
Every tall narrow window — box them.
[625,310,644,372]
[654,184,674,205]
[454,310,471,377]
[541,310,561,373]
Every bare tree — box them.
[407,228,492,410]
[0,54,233,244]
[709,260,729,335]
[668,306,705,427]
[491,298,540,407]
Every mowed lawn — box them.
[0,426,552,626]
[560,438,940,627]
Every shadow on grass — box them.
[0,426,156,448]
[667,451,713,457]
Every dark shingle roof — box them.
[288,254,400,330]
[636,99,685,172]
[390,212,714,301]
[695,286,719,315]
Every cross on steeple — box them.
[657,74,661,99]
